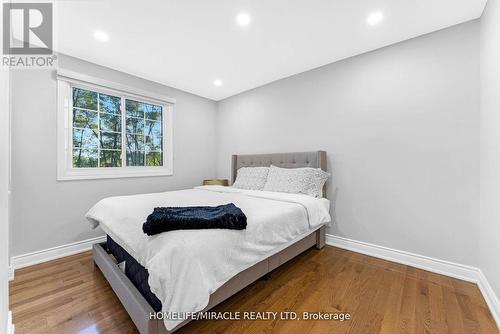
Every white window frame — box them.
[57,69,175,181]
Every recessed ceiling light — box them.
[213,79,223,86]
[94,30,109,42]
[367,11,384,26]
[236,13,251,27]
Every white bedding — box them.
[86,186,331,330]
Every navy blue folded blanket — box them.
[142,203,247,236]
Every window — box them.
[57,70,174,180]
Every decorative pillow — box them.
[263,165,329,198]
[232,167,270,190]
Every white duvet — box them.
[86,186,331,330]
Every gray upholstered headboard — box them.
[231,151,328,197]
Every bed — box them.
[89,151,330,334]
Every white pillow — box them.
[263,165,329,198]
[233,167,270,190]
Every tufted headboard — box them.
[231,151,328,197]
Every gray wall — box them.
[11,54,218,256]
[480,0,500,299]
[217,21,480,266]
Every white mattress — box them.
[86,186,331,330]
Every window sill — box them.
[57,167,173,181]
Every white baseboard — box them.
[8,311,14,334]
[326,234,480,282]
[10,235,106,279]
[326,234,500,328]
[7,266,14,282]
[477,270,500,328]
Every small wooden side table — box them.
[203,179,229,186]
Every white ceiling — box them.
[55,0,487,101]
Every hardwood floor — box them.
[9,246,499,334]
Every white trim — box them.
[326,234,479,282]
[56,78,174,181]
[0,40,12,334]
[57,166,174,181]
[477,270,500,328]
[326,234,500,328]
[7,266,14,282]
[56,69,176,104]
[10,235,106,277]
[7,311,14,334]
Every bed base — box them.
[92,225,326,334]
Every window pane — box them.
[125,100,144,118]
[73,88,97,110]
[100,132,122,150]
[99,93,121,114]
[126,151,145,166]
[73,109,98,130]
[146,152,163,166]
[126,99,162,120]
[126,134,144,151]
[147,105,162,121]
[100,150,122,167]
[73,148,98,167]
[73,128,98,148]
[71,90,166,171]
[145,135,162,151]
[145,120,162,137]
[126,117,145,134]
[100,113,121,133]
